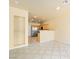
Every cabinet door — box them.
[43,24,48,30]
[14,16,25,46]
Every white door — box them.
[10,7,28,49]
[14,16,25,46]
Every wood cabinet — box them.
[40,24,48,30]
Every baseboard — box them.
[54,40,70,45]
[40,40,54,44]
[9,44,28,50]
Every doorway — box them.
[28,24,40,45]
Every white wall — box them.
[44,7,70,44]
[55,17,70,44]
[45,16,69,44]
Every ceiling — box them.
[10,0,69,20]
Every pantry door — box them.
[14,16,25,46]
[10,7,28,49]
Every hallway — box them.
[10,40,69,59]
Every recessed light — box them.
[56,7,60,10]
[33,16,37,18]
[31,19,34,21]
[15,0,19,4]
[64,0,68,3]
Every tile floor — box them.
[9,40,70,59]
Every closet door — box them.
[14,16,25,46]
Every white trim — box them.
[10,7,28,49]
[40,40,54,44]
[9,44,28,50]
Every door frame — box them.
[10,7,28,49]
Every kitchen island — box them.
[39,30,55,43]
